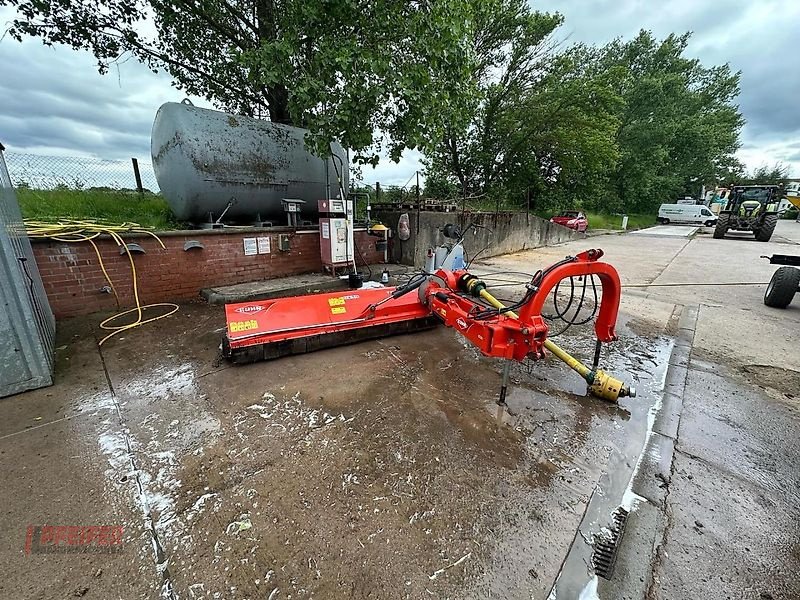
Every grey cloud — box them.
[0,30,192,160]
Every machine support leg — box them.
[592,339,602,370]
[498,360,511,405]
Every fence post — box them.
[376,181,381,203]
[131,158,143,196]
[415,171,421,234]
[526,186,530,226]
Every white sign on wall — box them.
[257,236,271,254]
[243,237,258,256]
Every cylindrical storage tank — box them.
[151,101,348,223]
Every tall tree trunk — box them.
[255,0,292,124]
[266,83,292,124]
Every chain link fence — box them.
[5,152,159,195]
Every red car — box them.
[550,210,588,232]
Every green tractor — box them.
[713,185,782,242]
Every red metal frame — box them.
[422,248,621,360]
[518,249,620,342]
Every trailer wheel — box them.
[713,214,729,239]
[755,214,778,242]
[764,266,800,308]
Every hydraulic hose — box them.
[24,219,179,345]
[475,284,634,401]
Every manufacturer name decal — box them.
[235,305,264,314]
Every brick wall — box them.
[33,229,384,319]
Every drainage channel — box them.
[546,314,680,599]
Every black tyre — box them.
[764,267,800,308]
[661,218,670,225]
[705,220,716,227]
[713,214,729,239]
[755,214,778,242]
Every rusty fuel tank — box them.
[151,101,348,224]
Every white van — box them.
[658,204,718,226]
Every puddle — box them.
[463,314,674,599]
[543,322,675,599]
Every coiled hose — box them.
[24,219,179,345]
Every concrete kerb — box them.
[548,304,699,599]
[603,304,699,598]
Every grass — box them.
[16,188,179,230]
[584,211,657,231]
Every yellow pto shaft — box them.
[478,288,635,402]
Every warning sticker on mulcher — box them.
[331,306,346,315]
[229,319,259,333]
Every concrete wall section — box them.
[32,229,383,319]
[376,210,583,267]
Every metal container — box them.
[151,101,348,223]
[0,142,55,398]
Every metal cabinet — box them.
[0,142,55,397]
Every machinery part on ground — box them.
[420,249,635,402]
[24,219,179,345]
[223,245,635,403]
[764,266,800,309]
[441,276,634,402]
[151,102,347,223]
[714,185,782,242]
[222,286,437,364]
[754,214,778,242]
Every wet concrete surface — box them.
[1,298,671,599]
[649,359,800,600]
[3,220,799,599]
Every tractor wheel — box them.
[755,215,778,242]
[764,267,800,308]
[713,214,729,239]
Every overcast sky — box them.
[1,1,798,187]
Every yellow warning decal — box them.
[331,306,347,315]
[328,297,346,307]
[230,319,258,333]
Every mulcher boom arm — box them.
[421,249,635,402]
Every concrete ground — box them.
[1,220,798,599]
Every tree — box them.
[425,0,564,197]
[4,0,476,163]
[740,162,790,185]
[593,31,744,211]
[425,1,621,211]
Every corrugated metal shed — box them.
[0,142,55,397]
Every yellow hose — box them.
[24,219,179,346]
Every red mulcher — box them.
[223,248,635,403]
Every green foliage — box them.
[739,162,790,185]
[426,23,744,216]
[595,31,744,212]
[5,0,476,164]
[17,188,179,230]
[584,212,657,231]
